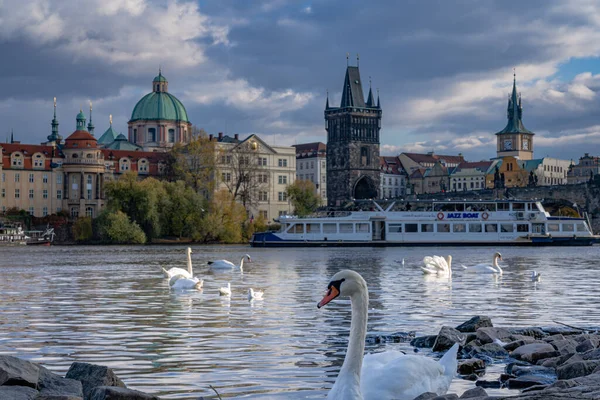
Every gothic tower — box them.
[325,59,382,206]
[496,73,534,160]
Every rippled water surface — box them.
[1,245,599,399]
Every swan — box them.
[462,252,503,274]
[248,288,264,301]
[161,247,194,279]
[317,270,459,400]
[219,282,232,296]
[169,275,203,291]
[531,271,541,282]
[208,254,251,270]
[421,255,452,276]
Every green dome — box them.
[153,73,168,82]
[98,125,119,145]
[130,92,189,123]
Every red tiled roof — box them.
[293,142,326,155]
[0,143,54,155]
[380,156,406,175]
[100,149,168,163]
[454,161,493,171]
[403,152,465,165]
[65,130,97,141]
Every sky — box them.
[2,0,600,162]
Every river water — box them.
[0,245,599,399]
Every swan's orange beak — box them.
[317,286,339,309]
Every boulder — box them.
[88,386,159,400]
[556,360,600,380]
[544,334,566,343]
[475,379,501,388]
[458,359,486,375]
[65,363,125,399]
[412,393,438,400]
[511,343,559,364]
[0,386,39,400]
[503,339,543,352]
[476,327,512,345]
[411,335,437,348]
[477,343,509,359]
[35,396,83,400]
[512,328,547,340]
[576,339,599,354]
[506,375,556,389]
[508,364,555,377]
[550,339,578,356]
[38,366,83,398]
[455,316,493,333]
[582,348,600,360]
[0,355,40,388]
[459,387,488,398]
[432,326,466,352]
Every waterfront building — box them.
[293,142,327,203]
[379,156,407,198]
[568,153,600,184]
[214,133,295,221]
[522,158,570,186]
[495,74,534,160]
[128,71,192,151]
[398,152,465,195]
[325,59,382,205]
[450,160,500,192]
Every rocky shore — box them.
[2,316,600,399]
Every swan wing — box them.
[209,259,235,268]
[171,277,202,290]
[421,266,439,275]
[164,267,192,279]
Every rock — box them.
[36,396,83,400]
[576,339,598,353]
[0,386,39,400]
[458,359,486,375]
[512,343,559,364]
[509,364,555,377]
[556,360,600,380]
[503,339,542,352]
[431,395,459,400]
[475,379,501,388]
[38,366,83,398]
[65,363,125,399]
[366,331,416,344]
[499,373,515,382]
[462,374,479,381]
[456,316,493,333]
[506,375,556,389]
[477,343,509,359]
[476,327,512,345]
[544,334,566,343]
[512,328,548,340]
[459,387,488,398]
[432,326,466,352]
[411,335,437,348]
[582,348,600,360]
[412,393,438,400]
[88,386,159,400]
[550,339,578,356]
[0,355,40,389]
[465,333,478,344]
[573,334,599,344]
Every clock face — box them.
[504,139,513,150]
[523,139,529,150]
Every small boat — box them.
[0,223,28,245]
[25,226,56,246]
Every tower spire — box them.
[87,101,95,136]
[366,76,375,107]
[48,97,61,144]
[10,129,14,144]
[377,88,381,108]
[325,90,330,110]
[109,114,113,126]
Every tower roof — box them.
[496,74,534,135]
[340,66,366,108]
[153,71,168,82]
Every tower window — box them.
[148,128,156,142]
[361,147,370,166]
[168,129,175,143]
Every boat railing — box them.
[280,211,353,219]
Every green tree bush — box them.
[72,217,93,242]
[97,210,146,244]
[286,179,321,216]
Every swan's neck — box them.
[187,253,193,275]
[338,287,368,384]
[239,257,245,269]
[493,256,502,273]
[446,257,452,273]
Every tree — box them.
[168,129,216,197]
[96,210,146,244]
[197,190,247,243]
[72,217,92,242]
[286,180,321,216]
[160,180,207,238]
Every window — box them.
[339,223,353,233]
[421,223,434,232]
[43,207,48,217]
[57,190,62,200]
[57,174,62,185]
[138,160,148,173]
[11,154,23,167]
[15,173,20,183]
[29,173,34,183]
[278,175,288,185]
[259,210,268,219]
[517,224,529,232]
[258,191,268,201]
[56,207,61,213]
[258,157,267,166]
[14,189,19,199]
[485,224,498,232]
[469,223,482,233]
[1,173,4,182]
[576,223,586,232]
[307,223,321,233]
[258,174,268,183]
[43,174,48,183]
[43,189,48,199]
[356,223,369,233]
[388,223,402,233]
[453,223,466,233]
[278,192,287,201]
[34,157,43,168]
[547,223,560,232]
[323,223,337,233]
[562,223,574,232]
[86,207,94,217]
[168,129,175,143]
[501,224,514,233]
[1,188,4,198]
[70,207,79,218]
[87,189,92,200]
[437,223,450,233]
[222,172,231,182]
[29,189,34,199]
[28,207,34,215]
[278,158,288,167]
[148,128,156,142]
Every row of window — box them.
[2,173,55,184]
[218,156,290,167]
[220,173,289,185]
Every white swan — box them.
[162,247,194,279]
[462,252,503,274]
[531,271,541,282]
[317,270,459,400]
[219,282,232,296]
[208,254,251,270]
[169,275,203,291]
[248,288,263,301]
[421,255,452,276]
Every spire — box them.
[109,114,113,126]
[48,97,61,143]
[340,59,366,108]
[76,109,87,131]
[87,101,95,136]
[376,88,381,109]
[325,90,330,110]
[10,129,14,144]
[496,71,533,135]
[366,76,375,107]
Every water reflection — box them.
[0,245,599,398]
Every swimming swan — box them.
[169,275,203,291]
[462,252,503,274]
[421,255,452,276]
[248,288,264,301]
[317,270,459,400]
[209,254,251,270]
[219,282,232,296]
[162,247,194,279]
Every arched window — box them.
[361,147,370,166]
[148,128,156,142]
[168,129,175,143]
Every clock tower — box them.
[495,74,534,160]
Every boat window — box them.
[339,223,353,233]
[547,223,560,232]
[469,223,482,233]
[421,223,434,233]
[453,223,466,233]
[437,223,450,233]
[528,203,536,211]
[454,204,464,212]
[485,223,498,232]
[501,224,514,233]
[512,203,525,211]
[405,224,418,233]
[576,223,586,232]
[388,223,402,233]
[517,224,529,232]
[323,223,337,233]
[306,223,321,233]
[482,203,497,212]
[562,223,574,232]
[292,224,304,234]
[497,203,509,211]
[356,223,369,233]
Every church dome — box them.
[129,72,190,123]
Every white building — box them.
[379,156,407,198]
[567,153,600,184]
[293,142,327,203]
[450,160,500,192]
[521,157,571,186]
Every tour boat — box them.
[251,200,599,247]
[0,224,29,245]
[25,226,56,246]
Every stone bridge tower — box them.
[325,59,382,206]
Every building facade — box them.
[496,74,534,160]
[568,153,600,184]
[128,71,192,152]
[325,62,382,205]
[379,156,407,198]
[214,133,295,221]
[293,142,327,203]
[450,160,500,192]
[399,152,465,195]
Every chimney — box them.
[234,133,239,141]
[218,132,223,140]
[209,134,213,141]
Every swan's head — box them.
[244,254,252,262]
[187,247,193,255]
[317,270,367,308]
[195,279,204,290]
[494,252,502,261]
